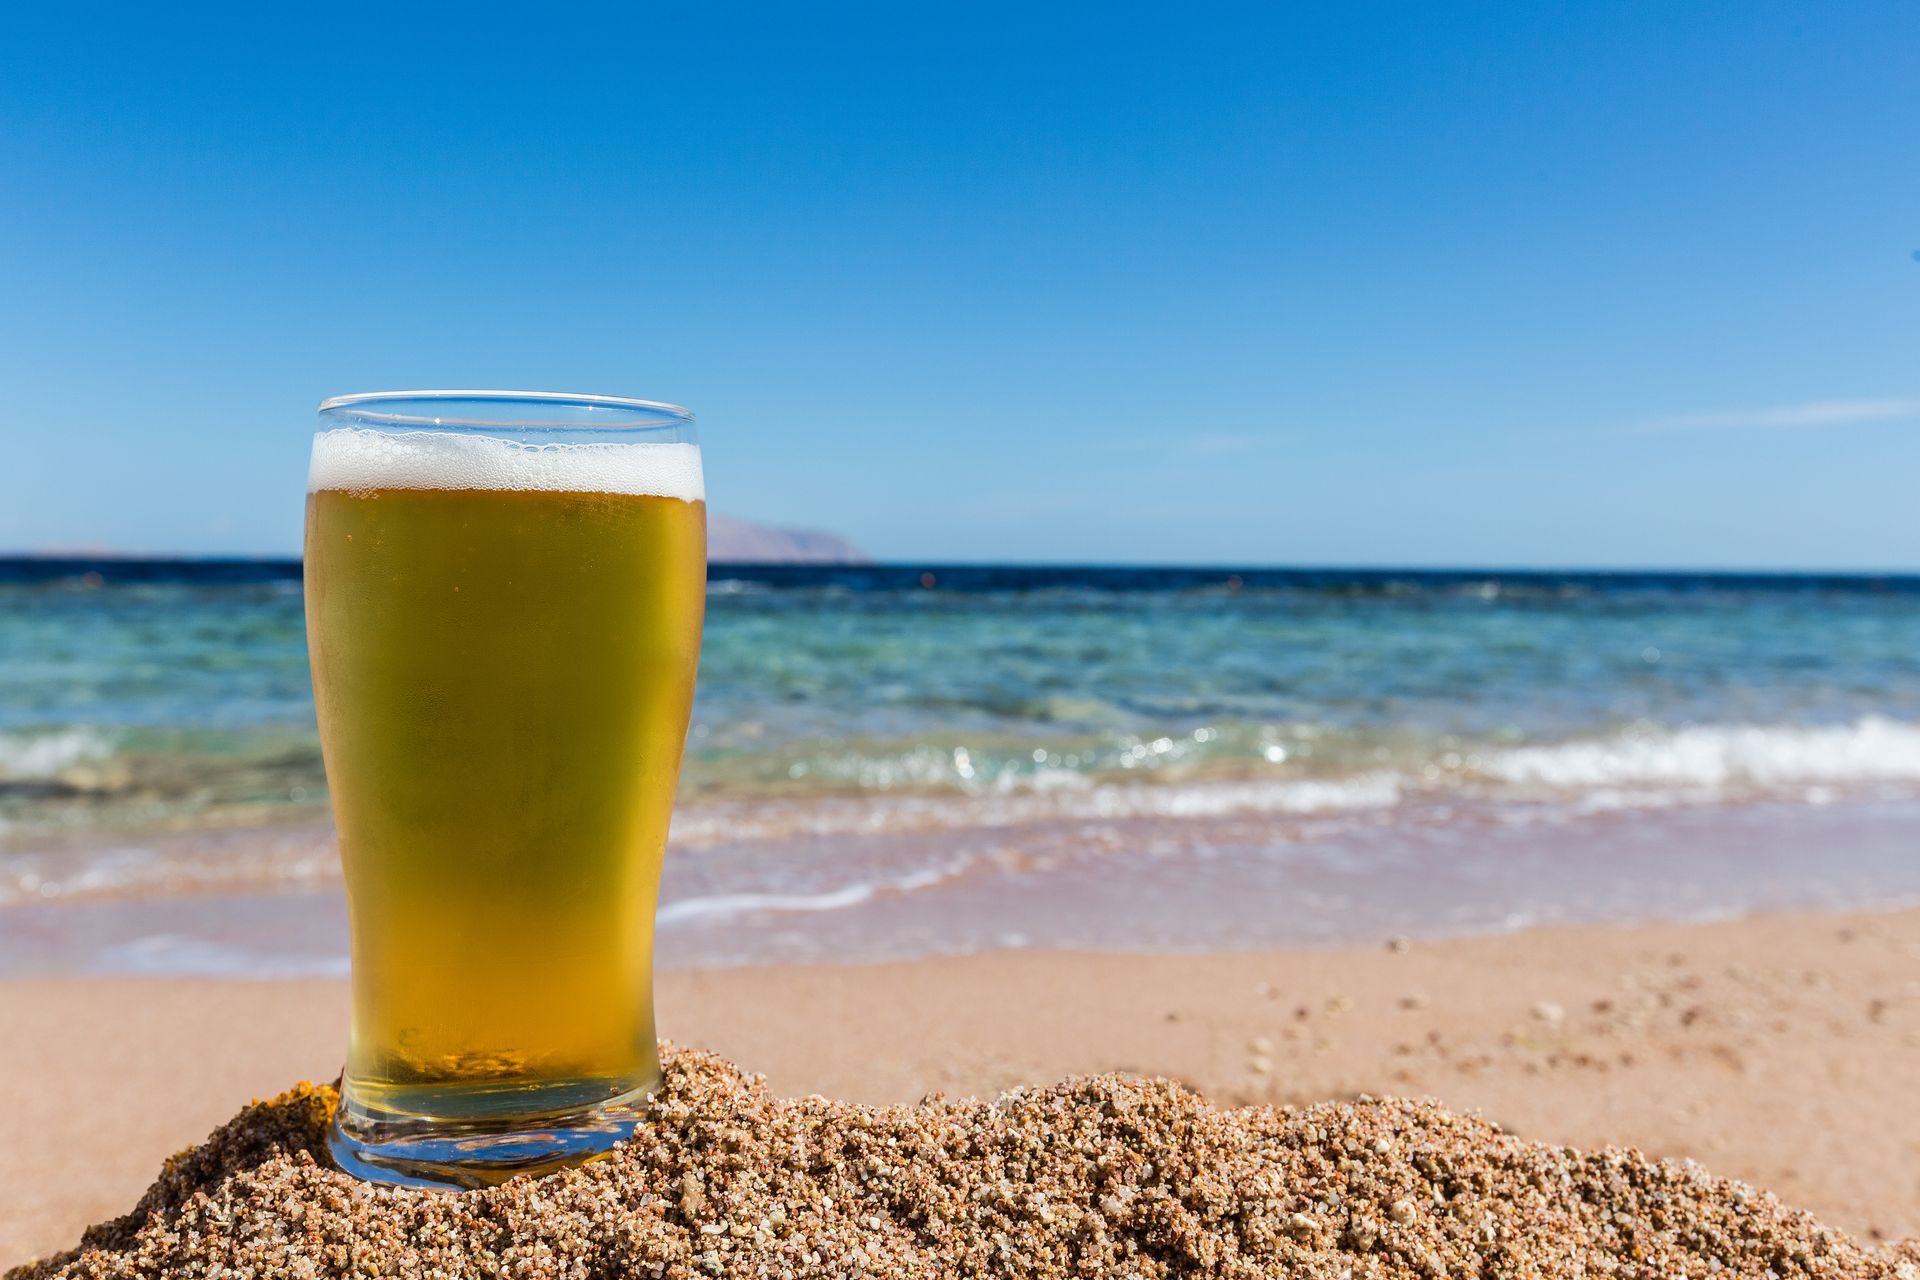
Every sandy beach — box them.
[3,905,1914,1269]
[9,3,1919,1270]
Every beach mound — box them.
[11,1050,1908,1280]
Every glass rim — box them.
[317,389,695,430]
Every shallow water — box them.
[4,557,1920,973]
[5,793,1917,977]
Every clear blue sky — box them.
[2,2,1916,568]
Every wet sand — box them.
[2,906,1916,1267]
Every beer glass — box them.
[305,391,705,1187]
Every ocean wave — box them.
[679,718,1920,843]
[657,865,957,927]
[0,727,114,779]
[1482,716,1920,790]
[742,726,1362,795]
[665,772,1402,849]
[11,719,1920,914]
[1050,775,1402,819]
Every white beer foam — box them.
[308,428,704,500]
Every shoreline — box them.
[3,904,1915,1267]
[9,789,1920,977]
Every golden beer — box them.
[305,394,703,1186]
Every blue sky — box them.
[2,2,1916,568]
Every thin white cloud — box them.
[1636,397,1920,433]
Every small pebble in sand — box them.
[1387,935,1412,953]
[1248,1055,1274,1076]
[1399,993,1429,1011]
[1249,1036,1274,1054]
[1532,1000,1566,1026]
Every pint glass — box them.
[304,391,705,1187]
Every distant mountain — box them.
[708,515,867,563]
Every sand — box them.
[11,1051,1916,1280]
[2,907,1916,1270]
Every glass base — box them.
[327,1074,660,1189]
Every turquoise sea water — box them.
[6,560,1920,839]
[4,559,1920,973]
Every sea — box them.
[3,557,1919,977]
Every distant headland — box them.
[706,515,867,563]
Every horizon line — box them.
[6,549,1920,580]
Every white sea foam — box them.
[308,427,704,500]
[656,867,954,927]
[0,727,113,778]
[1062,775,1403,819]
[664,773,1403,850]
[1484,716,1920,790]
